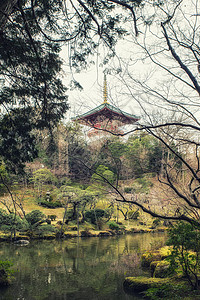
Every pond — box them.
[0,232,167,300]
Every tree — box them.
[31,168,57,200]
[80,0,200,228]
[167,222,200,289]
[0,0,68,171]
[121,0,200,226]
[0,208,27,237]
[0,0,144,171]
[0,108,38,173]
[0,161,28,239]
[58,185,96,222]
[25,209,46,226]
[125,134,163,178]
[94,137,127,185]
[91,164,116,185]
[67,123,91,180]
[2,0,200,227]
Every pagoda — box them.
[72,75,140,136]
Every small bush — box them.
[85,209,105,224]
[0,260,14,286]
[152,218,161,227]
[26,210,46,225]
[39,200,62,208]
[108,221,120,231]
[48,215,57,221]
[0,209,28,232]
[167,221,200,289]
[128,210,140,220]
[124,187,132,193]
[65,209,80,222]
[35,224,57,237]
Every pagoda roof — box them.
[72,102,140,126]
[72,103,140,126]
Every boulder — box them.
[141,251,161,268]
[123,276,168,293]
[154,260,170,278]
[150,260,160,277]
[98,231,112,237]
[14,240,29,246]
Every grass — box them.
[0,183,169,237]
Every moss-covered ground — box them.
[0,184,169,240]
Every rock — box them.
[139,222,146,225]
[14,240,29,246]
[150,261,160,277]
[154,260,170,278]
[123,277,168,293]
[163,220,172,227]
[98,231,112,237]
[141,251,161,268]
[64,233,78,238]
[80,230,93,237]
[130,228,141,233]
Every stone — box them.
[154,260,170,278]
[14,240,29,246]
[141,251,161,268]
[98,231,112,237]
[123,276,168,293]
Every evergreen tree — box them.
[0,0,143,172]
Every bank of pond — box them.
[0,231,199,300]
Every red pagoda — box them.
[72,76,140,136]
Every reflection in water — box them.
[0,232,166,300]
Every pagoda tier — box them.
[72,102,140,128]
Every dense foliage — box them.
[167,222,200,289]
[0,1,70,172]
[0,0,144,173]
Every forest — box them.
[1,0,200,299]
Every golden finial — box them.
[103,74,108,104]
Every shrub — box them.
[39,200,62,208]
[128,210,140,220]
[0,209,28,232]
[124,187,132,193]
[35,224,57,237]
[154,261,171,278]
[167,221,200,289]
[26,210,46,225]
[85,209,105,224]
[152,218,161,227]
[108,221,120,231]
[141,251,161,268]
[48,215,57,221]
[91,165,116,184]
[65,209,80,222]
[0,260,14,286]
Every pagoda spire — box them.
[103,74,108,104]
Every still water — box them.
[0,232,166,300]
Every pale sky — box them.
[61,0,200,128]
